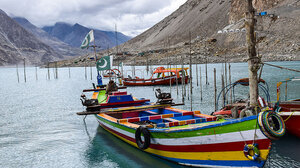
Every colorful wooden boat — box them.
[78,85,286,168]
[275,77,300,138]
[122,67,189,86]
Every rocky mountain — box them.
[13,17,85,57]
[0,9,62,66]
[43,23,131,49]
[116,0,299,64]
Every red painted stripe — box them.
[182,111,194,116]
[149,115,162,120]
[98,121,271,152]
[127,118,140,122]
[207,118,212,121]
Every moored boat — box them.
[275,77,300,138]
[103,69,122,78]
[79,84,286,168]
[122,67,189,86]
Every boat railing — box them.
[216,82,270,110]
[117,111,216,128]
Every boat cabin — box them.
[151,67,188,79]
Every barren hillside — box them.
[113,0,300,65]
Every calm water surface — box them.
[0,61,299,168]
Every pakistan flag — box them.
[80,30,94,49]
[97,56,113,71]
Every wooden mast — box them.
[245,0,260,111]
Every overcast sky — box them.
[0,0,187,37]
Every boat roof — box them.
[153,67,189,73]
[279,77,300,83]
[233,78,265,86]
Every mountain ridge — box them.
[13,17,85,57]
[43,22,131,49]
[0,10,62,65]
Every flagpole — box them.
[93,30,97,61]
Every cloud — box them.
[0,0,186,37]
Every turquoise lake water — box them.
[0,61,299,168]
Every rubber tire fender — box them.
[135,126,151,150]
[258,111,286,140]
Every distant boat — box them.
[275,77,300,138]
[79,82,284,168]
[103,69,121,78]
[122,67,189,86]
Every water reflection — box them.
[84,126,186,168]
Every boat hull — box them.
[122,76,189,86]
[280,112,300,138]
[95,114,271,167]
[278,101,300,138]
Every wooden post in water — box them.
[55,62,58,79]
[69,66,71,78]
[214,68,217,111]
[90,62,92,80]
[146,55,149,75]
[224,56,228,87]
[189,31,193,111]
[168,37,172,94]
[47,62,50,80]
[246,0,259,110]
[53,65,55,79]
[181,54,185,102]
[23,58,26,83]
[205,55,208,85]
[85,61,87,80]
[16,64,20,83]
[200,65,203,101]
[221,74,225,107]
[121,61,124,79]
[224,55,228,104]
[176,55,179,96]
[285,81,288,101]
[35,66,38,81]
[196,63,199,86]
[189,31,192,95]
[229,63,232,104]
[169,59,172,94]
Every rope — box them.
[263,62,300,73]
[253,114,258,144]
[284,111,296,122]
[238,128,248,145]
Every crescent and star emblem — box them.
[98,59,107,68]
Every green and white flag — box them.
[80,30,94,49]
[96,56,113,71]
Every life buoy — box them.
[258,110,286,140]
[135,126,151,150]
[243,144,260,160]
